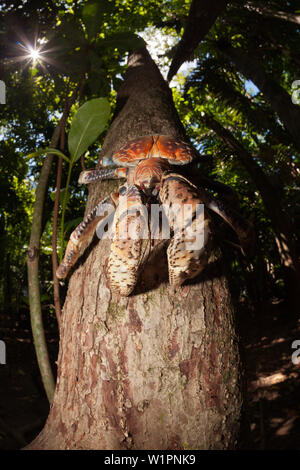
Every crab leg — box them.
[163,173,254,249]
[195,187,254,249]
[108,184,148,296]
[56,193,118,279]
[78,167,128,184]
[159,173,213,287]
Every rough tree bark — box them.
[26,48,245,450]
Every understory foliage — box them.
[0,0,299,327]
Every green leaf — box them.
[97,32,146,51]
[56,16,86,46]
[30,67,38,77]
[88,50,103,73]
[88,72,111,95]
[26,148,70,163]
[68,97,110,163]
[82,0,114,39]
[50,187,69,206]
[21,296,29,306]
[40,293,51,302]
[63,217,82,234]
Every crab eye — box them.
[119,186,127,195]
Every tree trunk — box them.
[26,48,244,450]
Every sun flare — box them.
[28,47,41,62]
[12,38,49,69]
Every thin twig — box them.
[51,84,70,330]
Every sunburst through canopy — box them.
[10,35,59,72]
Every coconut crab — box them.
[56,134,253,296]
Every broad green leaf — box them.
[26,148,70,163]
[68,97,110,162]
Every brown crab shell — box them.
[112,134,194,167]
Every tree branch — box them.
[245,3,300,25]
[167,0,228,81]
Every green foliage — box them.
[68,98,110,162]
[27,148,71,163]
[50,187,69,205]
